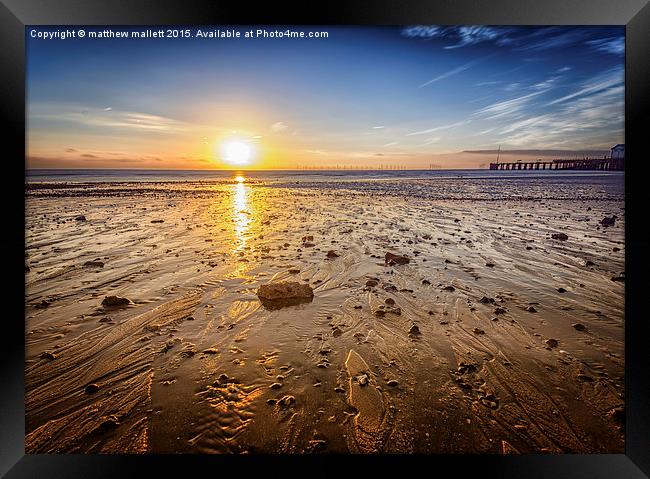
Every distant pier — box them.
[489,157,624,171]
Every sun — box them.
[220,139,253,166]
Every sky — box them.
[26,26,625,170]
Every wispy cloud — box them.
[419,59,479,88]
[271,121,289,133]
[546,66,623,106]
[586,37,625,55]
[30,104,189,133]
[406,120,470,136]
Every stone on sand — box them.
[101,295,132,307]
[385,252,410,266]
[257,281,314,300]
[551,233,569,241]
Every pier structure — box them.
[489,157,624,171]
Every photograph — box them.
[24,25,626,454]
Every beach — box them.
[25,170,625,453]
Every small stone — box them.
[101,295,132,307]
[551,233,569,241]
[479,296,495,304]
[151,219,164,223]
[526,306,537,313]
[473,328,485,335]
[557,287,567,293]
[384,298,395,306]
[357,374,369,386]
[385,252,410,266]
[387,379,399,387]
[74,215,86,221]
[444,285,455,292]
[83,260,105,268]
[600,216,616,227]
[270,382,283,389]
[40,351,57,360]
[266,398,277,406]
[545,338,559,348]
[85,383,100,394]
[485,263,495,268]
[409,324,421,335]
[203,348,219,354]
[35,299,51,309]
[326,250,339,258]
[278,395,295,407]
[572,323,587,332]
[494,307,507,315]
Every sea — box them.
[25,169,625,202]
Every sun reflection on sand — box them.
[233,176,250,252]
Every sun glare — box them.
[220,140,253,166]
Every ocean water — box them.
[25,169,625,201]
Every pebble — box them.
[409,324,421,335]
[545,338,559,348]
[387,379,399,387]
[572,323,587,332]
[85,383,100,394]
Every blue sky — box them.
[26,26,624,169]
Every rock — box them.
[374,310,386,318]
[551,233,568,241]
[557,287,567,293]
[302,242,315,247]
[83,260,105,267]
[485,263,495,268]
[585,260,595,267]
[97,415,119,432]
[526,306,537,313]
[385,298,395,306]
[480,394,499,409]
[357,374,369,386]
[288,269,300,274]
[151,219,164,223]
[85,383,100,394]
[257,281,314,300]
[545,338,559,348]
[479,296,495,304]
[494,307,507,315]
[443,285,455,292]
[422,279,431,285]
[600,216,617,227]
[101,295,132,307]
[203,348,219,354]
[473,328,485,335]
[385,252,410,266]
[40,351,57,360]
[387,379,399,387]
[75,215,86,221]
[608,406,625,427]
[365,279,379,287]
[302,235,314,242]
[270,382,283,389]
[611,275,625,282]
[332,327,343,337]
[266,399,277,406]
[572,323,587,332]
[409,324,421,335]
[326,250,339,258]
[35,299,51,309]
[277,395,295,407]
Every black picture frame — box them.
[2,0,649,477]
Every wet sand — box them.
[25,177,625,453]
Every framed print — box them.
[2,0,649,477]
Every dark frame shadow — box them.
[2,0,649,477]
